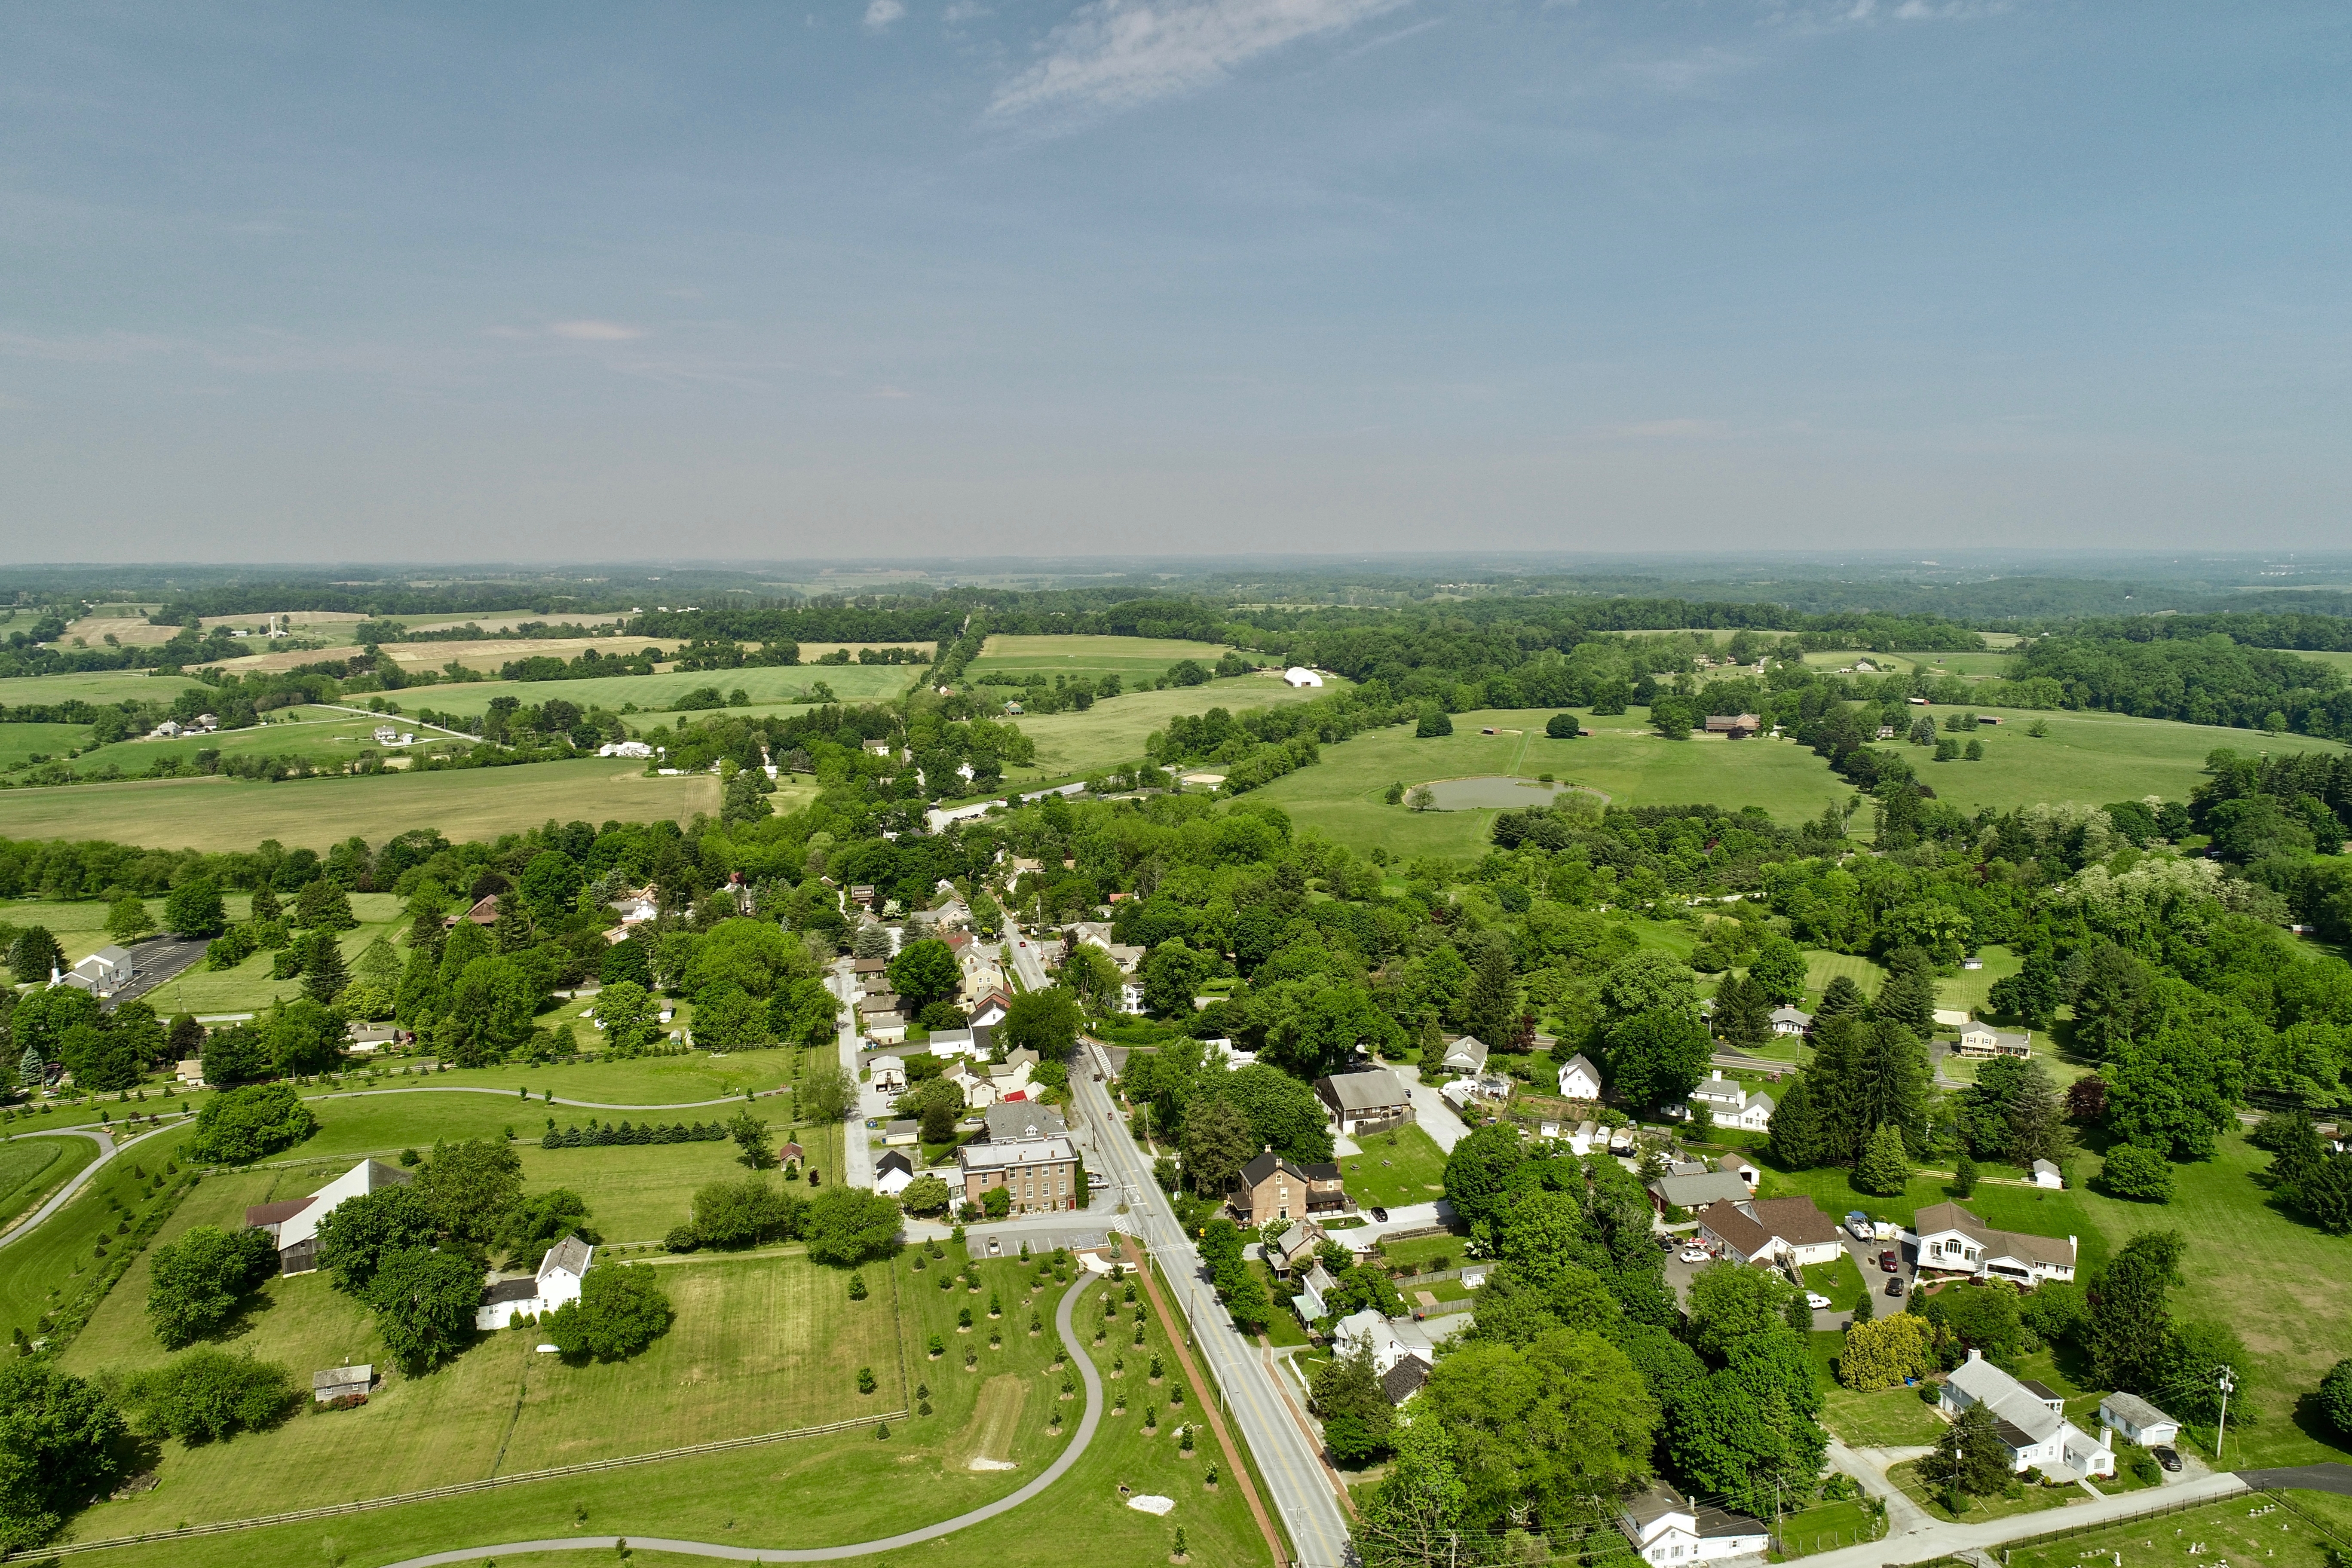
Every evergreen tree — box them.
[1713,973,1773,1047]
[1871,968,1937,1035]
[302,931,350,1005]
[1458,933,1518,1054]
[1816,974,1866,1023]
[6,925,63,984]
[2090,1230,2186,1393]
[1853,1021,1932,1154]
[1765,1073,1834,1169]
[248,883,282,923]
[1853,1124,1912,1197]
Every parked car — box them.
[1370,1207,1389,1222]
[2153,1446,2182,1473]
[1886,1277,1905,1297]
[1806,1293,1832,1310]
[1878,1249,1900,1272]
[987,1236,1002,1256]
[1678,1247,1709,1264]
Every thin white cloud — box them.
[548,320,647,341]
[865,0,907,30]
[989,0,1411,119]
[1598,419,1733,440]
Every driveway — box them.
[1393,1063,1471,1153]
[1330,1201,1454,1253]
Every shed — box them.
[312,1365,374,1403]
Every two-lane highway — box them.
[1072,1063,1354,1568]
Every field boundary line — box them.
[14,1411,908,1561]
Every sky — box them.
[1,0,2347,562]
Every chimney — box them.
[2101,1427,2114,1452]
[1711,1069,1724,1081]
[1966,1347,1982,1363]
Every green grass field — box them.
[990,677,1340,792]
[2005,1493,2347,1568]
[0,720,94,765]
[0,1134,85,1230]
[0,757,718,852]
[1337,1123,1449,1209]
[968,634,1243,684]
[1887,1458,2073,1524]
[41,1241,1270,1568]
[1891,705,2346,814]
[62,707,470,779]
[56,1160,909,1537]
[1820,1383,1946,1448]
[412,662,919,721]
[0,671,207,707]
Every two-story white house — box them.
[1557,1053,1603,1101]
[476,1236,594,1329]
[1684,1070,1775,1131]
[1618,1483,1770,1565]
[1914,1201,2077,1285]
[1941,1349,2115,1478]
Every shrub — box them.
[848,1271,868,1301]
[146,1224,280,1347]
[2320,1357,2352,1439]
[544,1265,674,1362]
[121,1349,297,1444]
[857,1366,877,1394]
[2101,1144,2175,1203]
[184,1082,316,1164]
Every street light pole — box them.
[2215,1365,2236,1464]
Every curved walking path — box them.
[377,1273,1106,1568]
[0,1119,189,1251]
[311,1084,792,1113]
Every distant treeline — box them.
[2008,612,2352,652]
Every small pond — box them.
[1422,776,1568,810]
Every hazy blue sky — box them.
[2,1,2346,560]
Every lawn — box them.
[0,1134,85,1229]
[989,676,1342,793]
[1336,1123,1449,1210]
[0,757,718,851]
[1802,1251,1869,1311]
[1771,1495,1886,1559]
[129,891,403,1014]
[0,1139,195,1348]
[1887,1458,2079,1523]
[59,1160,910,1539]
[1375,1232,1473,1271]
[1754,1161,2107,1274]
[1804,950,1886,1001]
[1821,1384,1948,1448]
[2003,1492,2350,1568]
[59,1248,1271,1568]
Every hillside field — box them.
[0,671,206,707]
[991,674,1343,792]
[412,660,918,720]
[0,758,719,852]
[968,633,1242,685]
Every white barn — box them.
[1282,667,1324,688]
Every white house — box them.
[1296,1262,1339,1321]
[63,945,137,998]
[1942,1349,2115,1478]
[2098,1392,2181,1449]
[1557,1053,1603,1101]
[475,1236,594,1330]
[1282,667,1324,688]
[1956,1023,2034,1059]
[598,740,655,759]
[1568,1119,1601,1156]
[1618,1483,1771,1565]
[1697,1194,1847,1268]
[1770,1006,1813,1037]
[1329,1309,1446,1380]
[1684,1070,1774,1132]
[1441,1035,1489,1076]
[244,1159,414,1275]
[868,1055,908,1093]
[1914,1201,2076,1285]
[873,1149,916,1197]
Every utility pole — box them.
[2215,1365,2236,1463]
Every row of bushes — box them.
[538,1119,732,1148]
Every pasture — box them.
[0,670,206,707]
[0,720,94,765]
[411,660,918,720]
[968,633,1242,684]
[989,676,1339,792]
[0,758,718,852]
[61,708,469,780]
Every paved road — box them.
[1075,1055,1353,1568]
[0,1119,190,1250]
[1798,1468,2248,1568]
[1001,923,1053,992]
[830,961,873,1189]
[370,1276,1103,1567]
[2237,1463,2352,1494]
[1393,1063,1471,1154]
[312,1084,791,1113]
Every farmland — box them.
[0,670,207,707]
[993,674,1341,792]
[412,659,919,720]
[968,633,1243,685]
[0,758,719,853]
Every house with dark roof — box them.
[1697,1195,1846,1267]
[1914,1201,2077,1284]
[983,1101,1069,1143]
[1380,1357,1430,1406]
[243,1159,413,1275]
[475,1235,593,1329]
[1231,1147,1351,1226]
[1618,1483,1770,1565]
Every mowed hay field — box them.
[967,633,1242,684]
[1887,704,2347,813]
[0,758,718,852]
[0,670,207,707]
[57,1165,904,1537]
[414,660,919,720]
[996,675,1342,790]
